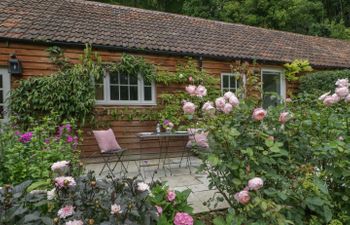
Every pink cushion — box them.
[187,128,209,148]
[93,129,121,153]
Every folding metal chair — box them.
[98,148,128,176]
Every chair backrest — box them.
[93,128,122,153]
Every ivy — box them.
[9,45,102,127]
[284,59,313,81]
[105,54,156,82]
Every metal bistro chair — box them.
[93,129,128,176]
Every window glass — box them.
[221,73,239,93]
[110,86,119,100]
[144,86,152,101]
[120,86,129,100]
[262,71,281,108]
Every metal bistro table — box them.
[136,131,190,176]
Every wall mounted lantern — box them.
[8,53,22,75]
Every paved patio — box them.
[84,156,229,213]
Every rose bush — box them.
[181,78,350,224]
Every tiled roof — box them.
[1,0,350,68]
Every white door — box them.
[261,69,286,108]
[0,68,10,121]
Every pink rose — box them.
[174,212,194,225]
[248,177,264,191]
[51,160,70,172]
[336,86,349,98]
[202,102,215,115]
[345,95,350,103]
[215,97,226,110]
[185,85,196,96]
[331,93,340,103]
[155,205,163,215]
[279,112,289,124]
[167,191,176,202]
[318,91,331,101]
[285,98,292,103]
[195,85,207,97]
[252,108,267,121]
[223,103,233,114]
[323,96,334,106]
[336,78,349,87]
[57,205,74,219]
[223,91,234,99]
[54,176,76,189]
[183,102,196,114]
[65,220,83,225]
[229,95,239,107]
[188,76,193,82]
[234,190,250,205]
[111,204,122,215]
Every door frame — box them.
[260,67,286,105]
[0,68,11,122]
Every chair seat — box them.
[100,148,127,155]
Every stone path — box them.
[84,156,229,213]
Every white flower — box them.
[137,182,150,192]
[111,204,122,215]
[179,73,184,78]
[47,188,56,200]
[66,220,83,225]
[51,160,70,172]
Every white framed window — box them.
[95,71,156,105]
[221,73,240,94]
[0,68,10,121]
[261,68,286,107]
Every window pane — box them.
[120,86,129,100]
[144,86,152,101]
[129,75,138,85]
[110,72,118,84]
[0,75,2,88]
[95,85,104,100]
[230,76,236,88]
[110,86,120,100]
[0,105,3,119]
[262,72,281,108]
[130,86,138,100]
[223,75,229,88]
[120,74,128,84]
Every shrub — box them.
[0,116,81,186]
[180,78,350,224]
[299,70,350,94]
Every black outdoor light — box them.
[8,53,22,75]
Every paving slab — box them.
[161,174,201,188]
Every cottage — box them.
[1,0,350,158]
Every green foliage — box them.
[105,54,157,83]
[299,70,350,94]
[284,59,313,81]
[0,116,81,186]
[148,183,196,225]
[9,45,102,126]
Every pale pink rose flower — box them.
[66,220,83,225]
[111,204,122,215]
[188,76,193,82]
[345,95,350,103]
[182,102,196,114]
[331,93,340,103]
[336,78,349,87]
[137,182,150,192]
[167,191,176,202]
[229,95,239,107]
[174,212,194,225]
[51,160,70,172]
[215,97,226,110]
[336,86,349,98]
[234,190,250,205]
[185,85,196,96]
[202,102,215,115]
[285,98,292,103]
[54,176,76,189]
[223,91,234,99]
[155,205,163,215]
[223,103,233,114]
[57,205,74,219]
[323,95,334,106]
[279,112,289,124]
[318,91,331,101]
[248,177,264,191]
[195,85,207,97]
[252,108,267,121]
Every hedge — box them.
[299,70,350,94]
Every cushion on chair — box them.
[93,128,122,153]
[186,128,209,148]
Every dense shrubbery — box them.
[181,76,350,224]
[299,69,350,94]
[0,116,81,186]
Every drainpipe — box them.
[198,56,203,71]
